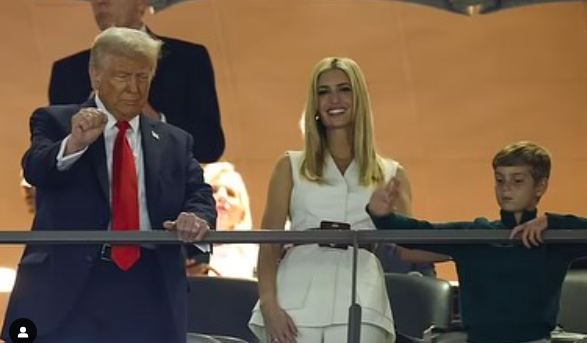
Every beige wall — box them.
[1,0,587,324]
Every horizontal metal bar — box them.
[0,229,586,245]
[361,230,587,244]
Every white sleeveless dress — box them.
[249,151,398,342]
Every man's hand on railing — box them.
[163,212,210,243]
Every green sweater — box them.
[368,209,587,343]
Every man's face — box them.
[91,55,154,121]
[91,0,147,31]
[494,165,547,213]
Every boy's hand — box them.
[368,178,400,217]
[510,215,548,248]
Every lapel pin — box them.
[151,131,159,140]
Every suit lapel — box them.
[140,115,161,220]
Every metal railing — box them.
[2,228,586,343]
[0,229,586,245]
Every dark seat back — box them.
[188,276,260,343]
[559,270,587,334]
[385,273,453,338]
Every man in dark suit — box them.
[2,27,215,343]
[49,0,224,163]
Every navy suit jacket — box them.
[49,33,224,163]
[2,100,216,341]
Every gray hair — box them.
[89,27,162,73]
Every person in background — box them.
[186,162,258,279]
[249,57,447,343]
[49,0,224,163]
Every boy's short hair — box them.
[492,141,552,182]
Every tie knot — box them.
[116,121,130,133]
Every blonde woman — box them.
[187,162,257,279]
[250,56,397,343]
[249,57,446,343]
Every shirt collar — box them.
[94,95,140,133]
[499,208,538,229]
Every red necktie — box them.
[111,121,140,271]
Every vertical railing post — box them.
[347,230,362,343]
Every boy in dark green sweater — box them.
[367,141,587,343]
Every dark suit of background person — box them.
[49,0,225,163]
[2,27,215,343]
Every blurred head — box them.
[492,141,551,212]
[301,57,383,185]
[20,177,35,214]
[91,0,149,31]
[89,27,161,121]
[204,162,252,231]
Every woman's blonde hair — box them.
[204,162,253,230]
[300,57,384,185]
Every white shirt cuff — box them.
[56,135,88,171]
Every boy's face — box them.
[494,166,547,212]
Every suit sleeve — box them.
[182,133,217,226]
[22,108,73,188]
[546,212,587,261]
[182,133,217,258]
[185,45,225,163]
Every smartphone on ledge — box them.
[320,221,350,230]
[319,221,351,249]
